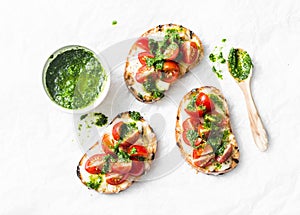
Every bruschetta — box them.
[124,24,204,103]
[175,86,239,175]
[77,111,157,193]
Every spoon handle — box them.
[239,81,268,151]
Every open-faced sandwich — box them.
[124,24,204,103]
[175,86,240,175]
[77,111,157,193]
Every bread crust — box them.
[175,86,240,175]
[124,23,204,103]
[77,112,157,193]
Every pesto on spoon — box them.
[227,48,268,152]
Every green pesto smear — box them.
[228,48,253,82]
[45,47,107,109]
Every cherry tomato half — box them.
[106,173,128,185]
[112,121,123,141]
[182,118,200,131]
[196,92,215,113]
[138,52,154,65]
[182,130,202,146]
[164,42,179,60]
[129,160,145,176]
[120,130,140,148]
[198,124,210,139]
[135,65,157,83]
[111,160,132,174]
[128,145,148,160]
[136,37,150,52]
[181,41,199,64]
[161,61,180,83]
[85,154,107,174]
[102,133,115,154]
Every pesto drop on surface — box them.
[227,48,253,82]
[45,47,107,110]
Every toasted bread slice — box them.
[124,24,204,103]
[175,86,239,175]
[77,111,157,193]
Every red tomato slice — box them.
[161,61,180,83]
[181,41,199,64]
[182,118,200,131]
[112,121,123,141]
[164,42,179,60]
[138,52,154,65]
[120,130,140,148]
[192,148,204,159]
[196,92,215,113]
[128,145,148,160]
[184,108,205,118]
[136,37,150,52]
[106,173,129,185]
[102,133,115,154]
[85,154,106,174]
[135,65,157,83]
[111,160,132,174]
[129,160,145,176]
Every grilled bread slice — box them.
[175,86,239,175]
[124,24,204,103]
[77,111,157,193]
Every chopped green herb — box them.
[186,130,200,148]
[208,94,224,112]
[112,20,117,25]
[186,96,197,111]
[129,111,141,121]
[214,162,222,169]
[209,39,227,80]
[80,114,88,120]
[117,150,130,162]
[93,113,108,127]
[142,78,164,98]
[222,38,227,43]
[86,174,102,190]
[101,154,113,174]
[129,147,137,155]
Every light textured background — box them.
[1,0,300,214]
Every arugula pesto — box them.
[93,113,108,127]
[142,78,164,99]
[228,48,252,82]
[129,111,141,121]
[208,94,224,112]
[209,39,227,79]
[45,47,107,109]
[86,174,102,190]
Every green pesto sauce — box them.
[46,48,107,109]
[228,48,252,82]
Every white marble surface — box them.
[1,0,300,214]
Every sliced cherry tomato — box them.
[111,160,132,174]
[138,52,154,65]
[128,145,148,160]
[112,121,123,141]
[102,133,115,154]
[136,37,150,52]
[106,173,128,185]
[198,124,210,139]
[196,92,215,113]
[216,144,233,163]
[181,41,199,64]
[161,61,180,83]
[129,160,145,176]
[182,130,202,146]
[192,148,204,159]
[135,65,157,83]
[164,42,179,60]
[184,108,205,118]
[120,130,140,148]
[85,154,106,174]
[182,118,200,131]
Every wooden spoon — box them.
[228,48,268,151]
